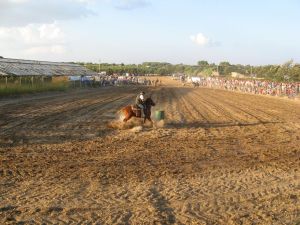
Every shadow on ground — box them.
[166,121,282,129]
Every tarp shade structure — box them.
[0,71,7,76]
[0,58,98,76]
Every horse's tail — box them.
[117,108,122,114]
[115,107,124,121]
[117,107,125,115]
[117,106,132,121]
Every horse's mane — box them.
[145,97,152,103]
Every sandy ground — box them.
[0,77,300,224]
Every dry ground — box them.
[0,77,300,224]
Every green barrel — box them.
[155,110,165,120]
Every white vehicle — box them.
[191,77,201,83]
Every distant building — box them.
[0,57,98,77]
[98,71,107,76]
[231,72,246,78]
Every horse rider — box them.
[135,91,145,117]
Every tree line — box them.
[79,60,300,82]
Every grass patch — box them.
[0,82,69,97]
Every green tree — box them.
[202,68,213,77]
[197,60,209,67]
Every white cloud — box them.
[39,23,65,42]
[71,0,93,2]
[114,0,150,10]
[24,45,66,55]
[190,33,210,46]
[190,33,221,47]
[7,0,29,3]
[0,0,93,26]
[0,0,93,58]
[0,22,65,44]
[0,22,66,56]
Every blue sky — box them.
[0,0,299,65]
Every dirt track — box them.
[1,77,300,224]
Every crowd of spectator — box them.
[194,77,300,98]
[72,75,162,87]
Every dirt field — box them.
[1,77,300,224]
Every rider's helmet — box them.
[139,91,145,101]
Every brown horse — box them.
[120,97,155,123]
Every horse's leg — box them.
[146,116,154,127]
[148,117,153,123]
[141,111,144,123]
[144,110,151,124]
[144,112,153,125]
[148,112,154,126]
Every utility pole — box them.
[98,59,101,73]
